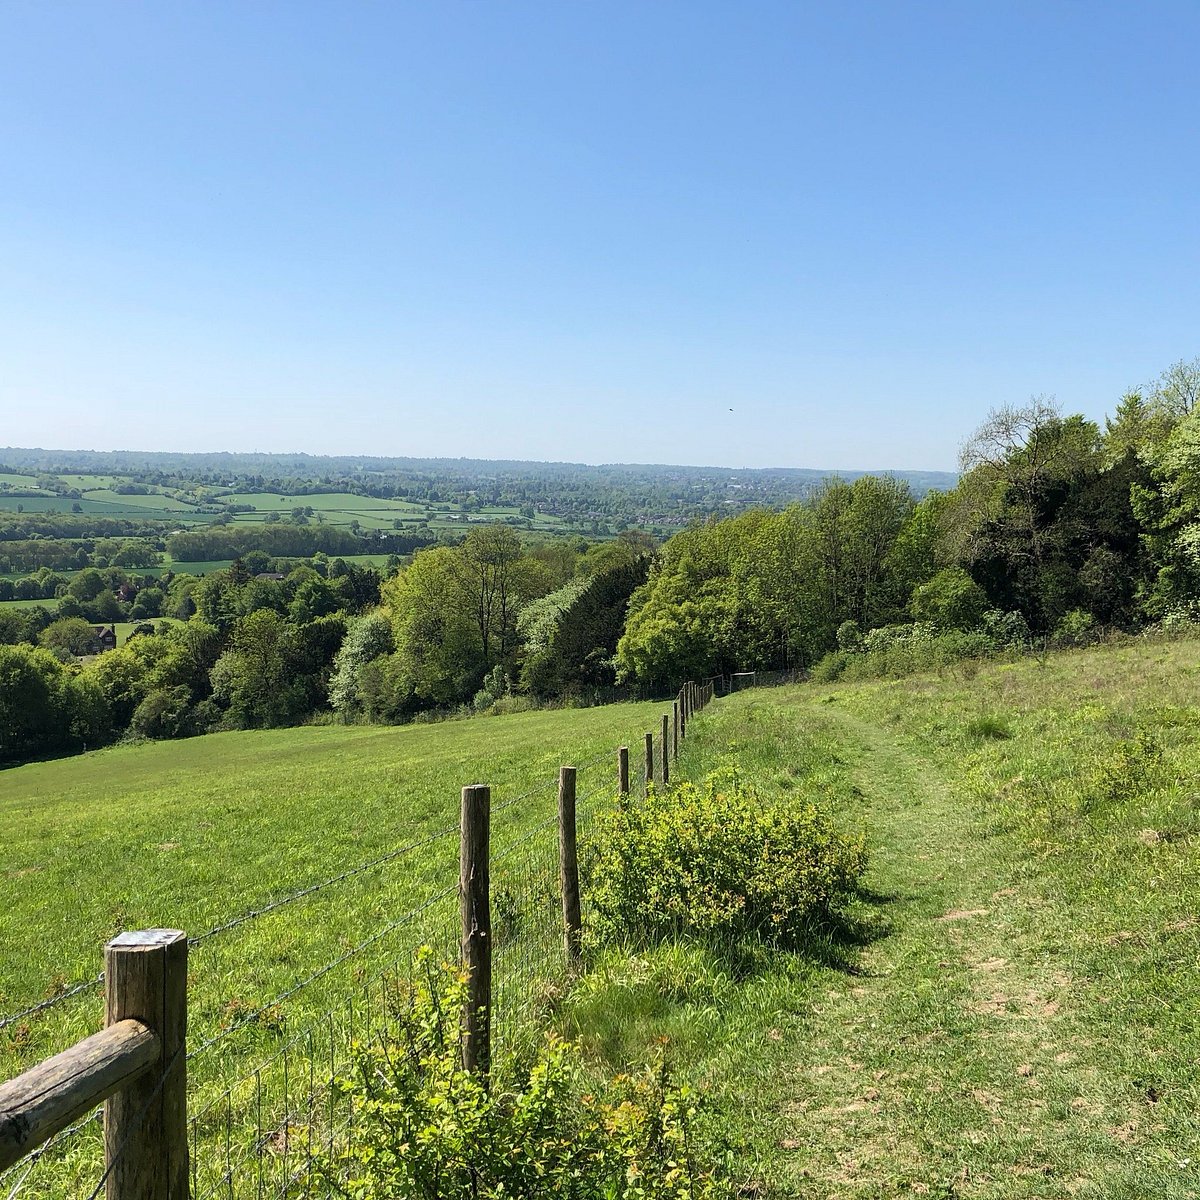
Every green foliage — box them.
[39,616,102,660]
[589,769,866,948]
[0,643,108,760]
[472,664,510,712]
[811,623,996,683]
[129,685,194,739]
[1052,607,1098,648]
[328,610,394,716]
[313,953,730,1200]
[520,555,649,696]
[617,478,931,687]
[909,567,990,631]
[835,619,862,651]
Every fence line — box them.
[0,680,720,1199]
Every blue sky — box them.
[2,1,1198,470]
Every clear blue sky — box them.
[2,1,1198,470]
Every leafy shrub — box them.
[980,608,1030,650]
[589,770,866,948]
[811,627,992,684]
[472,665,510,712]
[809,650,850,682]
[909,567,991,631]
[312,953,729,1200]
[129,685,193,739]
[1052,608,1098,648]
[836,619,863,651]
[487,693,536,716]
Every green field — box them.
[78,488,198,511]
[0,700,666,1068]
[555,640,1200,1197]
[8,640,1200,1194]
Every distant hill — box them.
[0,447,957,500]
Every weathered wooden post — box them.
[558,766,582,968]
[104,928,188,1200]
[679,689,687,741]
[672,700,679,761]
[661,714,670,785]
[459,784,491,1076]
[618,745,630,795]
[644,731,654,793]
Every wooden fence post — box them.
[104,929,188,1200]
[618,746,630,795]
[672,700,679,761]
[558,767,582,968]
[460,784,491,1077]
[661,714,670,785]
[679,690,687,741]
[644,731,654,793]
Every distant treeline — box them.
[8,359,1200,765]
[165,525,438,562]
[0,513,169,543]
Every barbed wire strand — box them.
[189,822,460,949]
[0,972,105,1034]
[189,883,457,1062]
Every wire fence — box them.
[0,694,711,1200]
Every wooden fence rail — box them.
[0,680,720,1198]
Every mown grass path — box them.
[760,695,1199,1199]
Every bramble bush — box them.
[312,952,729,1200]
[588,770,867,948]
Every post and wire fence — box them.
[0,680,721,1200]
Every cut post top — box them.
[107,929,186,950]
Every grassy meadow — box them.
[6,638,1200,1195]
[557,638,1200,1198]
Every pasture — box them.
[559,638,1200,1197]
[6,638,1200,1194]
[0,698,668,1080]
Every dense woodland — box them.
[4,359,1200,765]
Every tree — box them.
[953,402,1102,628]
[383,547,483,705]
[0,645,63,760]
[909,568,990,630]
[67,568,106,602]
[40,617,101,660]
[210,609,304,728]
[1149,357,1200,420]
[455,526,525,666]
[329,611,394,716]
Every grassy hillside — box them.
[0,701,665,1076]
[7,639,1200,1196]
[563,638,1200,1198]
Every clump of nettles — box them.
[589,768,867,947]
[313,952,730,1200]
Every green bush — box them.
[1052,608,1098,648]
[589,770,866,948]
[312,952,729,1200]
[811,626,993,684]
[809,650,850,682]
